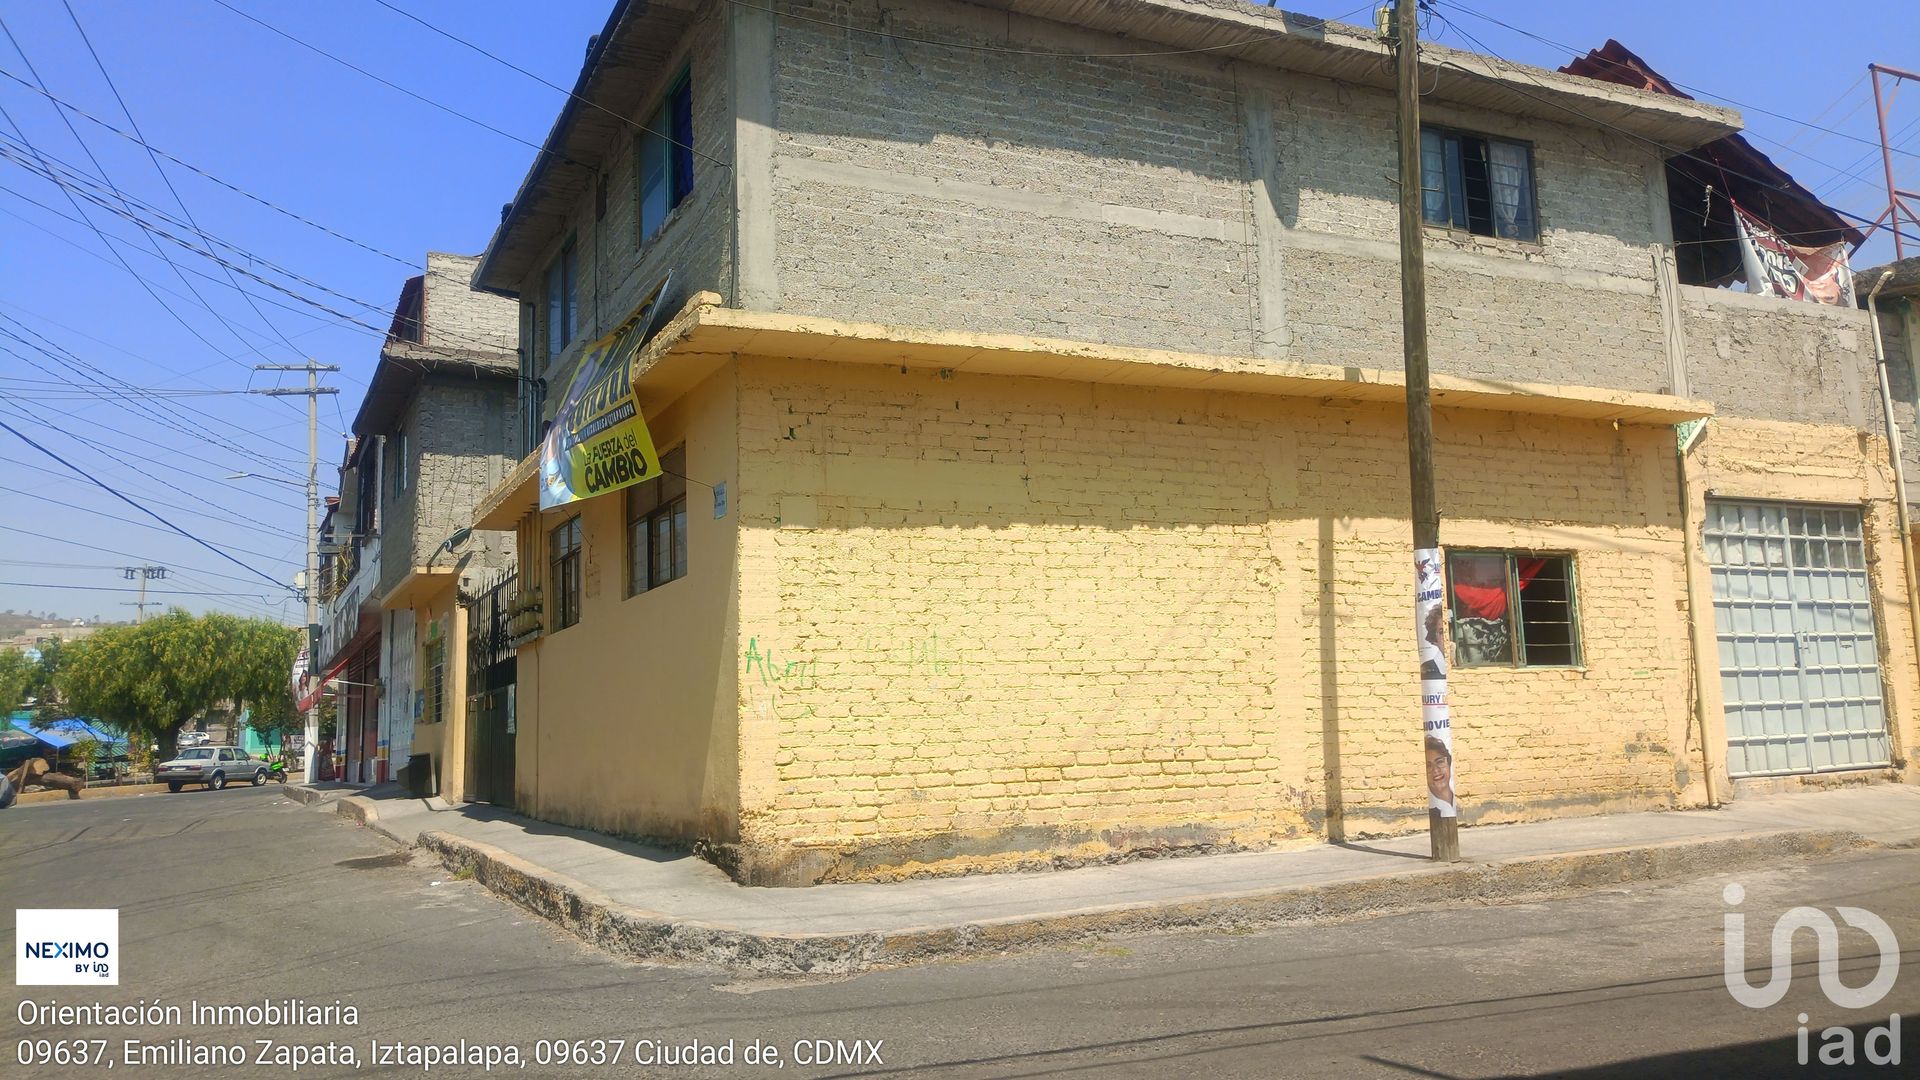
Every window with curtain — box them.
[627,445,688,596]
[636,72,695,245]
[1420,126,1537,241]
[545,239,576,361]
[1446,551,1580,667]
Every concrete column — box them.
[731,0,778,309]
[1240,80,1289,360]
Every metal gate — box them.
[1705,500,1891,777]
[464,570,518,806]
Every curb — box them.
[332,795,410,846]
[401,824,1859,975]
[11,782,172,805]
[284,784,349,808]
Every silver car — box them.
[156,746,268,792]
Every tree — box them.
[29,636,63,702]
[58,610,299,760]
[0,647,31,710]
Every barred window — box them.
[550,515,582,631]
[1446,551,1580,668]
[421,633,446,726]
[627,445,688,597]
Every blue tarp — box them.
[6,712,126,750]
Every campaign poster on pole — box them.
[538,274,673,511]
[1415,548,1458,818]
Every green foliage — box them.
[28,637,63,702]
[57,609,299,759]
[0,647,30,709]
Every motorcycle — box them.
[264,755,289,784]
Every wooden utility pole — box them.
[1393,0,1459,862]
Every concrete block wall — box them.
[377,376,519,599]
[1681,286,1882,431]
[732,356,1698,881]
[422,252,516,353]
[1875,297,1920,506]
[517,1,735,431]
[759,0,1684,394]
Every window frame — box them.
[545,238,577,361]
[635,69,695,246]
[1419,124,1540,243]
[549,515,583,632]
[626,445,689,597]
[1444,549,1582,670]
[391,429,409,496]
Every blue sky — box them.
[0,1,1914,626]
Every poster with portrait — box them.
[1415,548,1458,818]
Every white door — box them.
[1705,500,1891,777]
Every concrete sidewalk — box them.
[306,783,1920,974]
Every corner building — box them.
[466,0,1918,884]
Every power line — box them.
[0,13,263,371]
[0,417,298,594]
[0,580,291,599]
[0,484,299,568]
[1439,1,1919,165]
[0,430,307,546]
[0,64,421,272]
[1429,16,1920,252]
[60,0,312,370]
[0,315,308,478]
[367,0,730,170]
[0,523,296,591]
[205,0,554,154]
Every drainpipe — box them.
[1867,268,1918,768]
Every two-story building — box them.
[468,0,1918,884]
[314,253,520,789]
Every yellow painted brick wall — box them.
[1683,417,1920,797]
[733,357,1702,876]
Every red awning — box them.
[295,652,352,713]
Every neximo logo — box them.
[1722,884,1902,1067]
[14,909,118,986]
[24,941,111,960]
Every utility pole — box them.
[117,565,167,622]
[250,360,339,783]
[1393,0,1459,862]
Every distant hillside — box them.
[0,612,127,642]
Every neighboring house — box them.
[466,0,1917,884]
[316,253,519,789]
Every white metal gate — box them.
[1705,500,1891,777]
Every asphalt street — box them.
[3,786,1915,1078]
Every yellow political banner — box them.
[538,276,672,510]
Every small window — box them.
[1421,126,1537,241]
[422,635,446,725]
[391,429,409,495]
[550,516,582,631]
[1446,551,1580,668]
[636,72,695,245]
[545,239,576,360]
[627,445,688,596]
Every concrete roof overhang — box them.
[472,293,1713,530]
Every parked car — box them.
[177,731,210,748]
[155,746,268,792]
